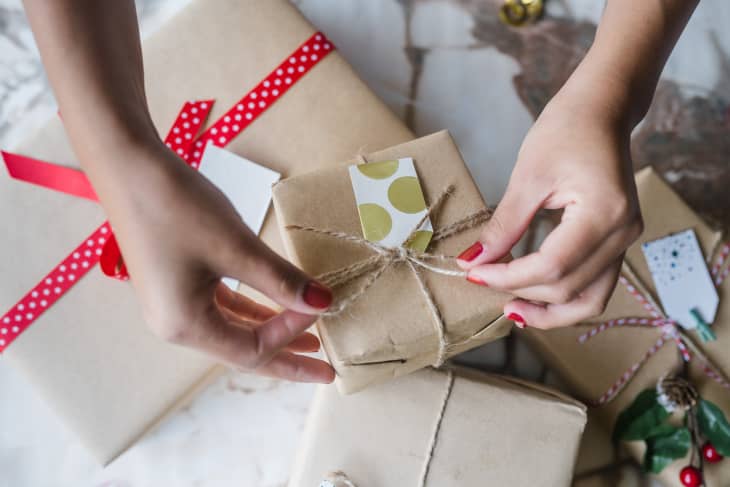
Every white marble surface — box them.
[1,0,729,486]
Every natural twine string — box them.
[318,369,456,487]
[418,368,455,486]
[287,186,492,367]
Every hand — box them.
[101,142,335,383]
[457,85,643,329]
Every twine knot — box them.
[661,321,679,338]
[287,185,492,368]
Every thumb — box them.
[456,180,542,268]
[220,231,333,314]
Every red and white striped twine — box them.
[580,244,729,405]
[711,242,730,286]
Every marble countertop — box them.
[1,0,728,485]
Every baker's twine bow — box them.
[578,239,730,406]
[286,185,493,368]
[318,369,455,487]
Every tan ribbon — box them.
[318,369,455,487]
[287,186,492,368]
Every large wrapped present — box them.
[272,131,513,393]
[525,167,730,486]
[0,0,412,464]
[288,366,587,486]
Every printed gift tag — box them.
[348,158,433,252]
[642,229,719,332]
[199,144,280,289]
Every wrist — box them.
[83,135,183,211]
[552,54,639,134]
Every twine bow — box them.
[578,240,730,406]
[287,185,492,367]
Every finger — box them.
[170,305,262,368]
[492,227,636,303]
[255,351,335,383]
[456,178,544,268]
[285,332,321,353]
[253,309,320,363]
[465,205,623,291]
[216,302,320,353]
[503,259,621,330]
[170,304,324,376]
[214,282,277,322]
[214,225,332,314]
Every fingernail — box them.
[466,273,488,286]
[507,312,527,328]
[457,241,484,262]
[302,281,333,309]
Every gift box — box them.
[0,0,413,464]
[525,167,730,486]
[272,131,514,393]
[288,366,587,486]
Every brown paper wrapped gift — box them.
[525,167,730,486]
[0,0,412,464]
[272,131,513,393]
[288,366,587,486]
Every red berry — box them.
[679,465,702,487]
[702,442,723,463]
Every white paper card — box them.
[199,144,280,289]
[641,229,719,330]
[348,158,433,251]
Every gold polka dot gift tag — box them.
[348,158,433,252]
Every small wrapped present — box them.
[272,131,513,393]
[0,0,411,464]
[288,366,587,486]
[525,167,730,486]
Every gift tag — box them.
[642,229,719,333]
[348,158,433,252]
[199,144,280,289]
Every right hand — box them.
[99,141,335,383]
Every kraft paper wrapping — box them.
[273,131,514,394]
[525,167,730,486]
[288,366,587,486]
[0,0,412,464]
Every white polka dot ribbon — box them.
[0,32,334,353]
[577,247,730,406]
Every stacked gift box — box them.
[1,0,586,480]
[7,0,729,486]
[525,167,730,486]
[0,0,411,464]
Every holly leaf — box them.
[642,427,691,474]
[645,422,679,439]
[614,389,670,441]
[697,399,730,456]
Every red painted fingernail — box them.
[302,281,333,309]
[466,273,488,286]
[457,241,483,262]
[507,312,527,328]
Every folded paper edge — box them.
[100,365,225,465]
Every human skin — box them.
[458,0,699,329]
[22,0,335,383]
[21,0,698,376]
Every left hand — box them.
[456,83,643,330]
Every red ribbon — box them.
[1,152,98,202]
[0,32,334,353]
